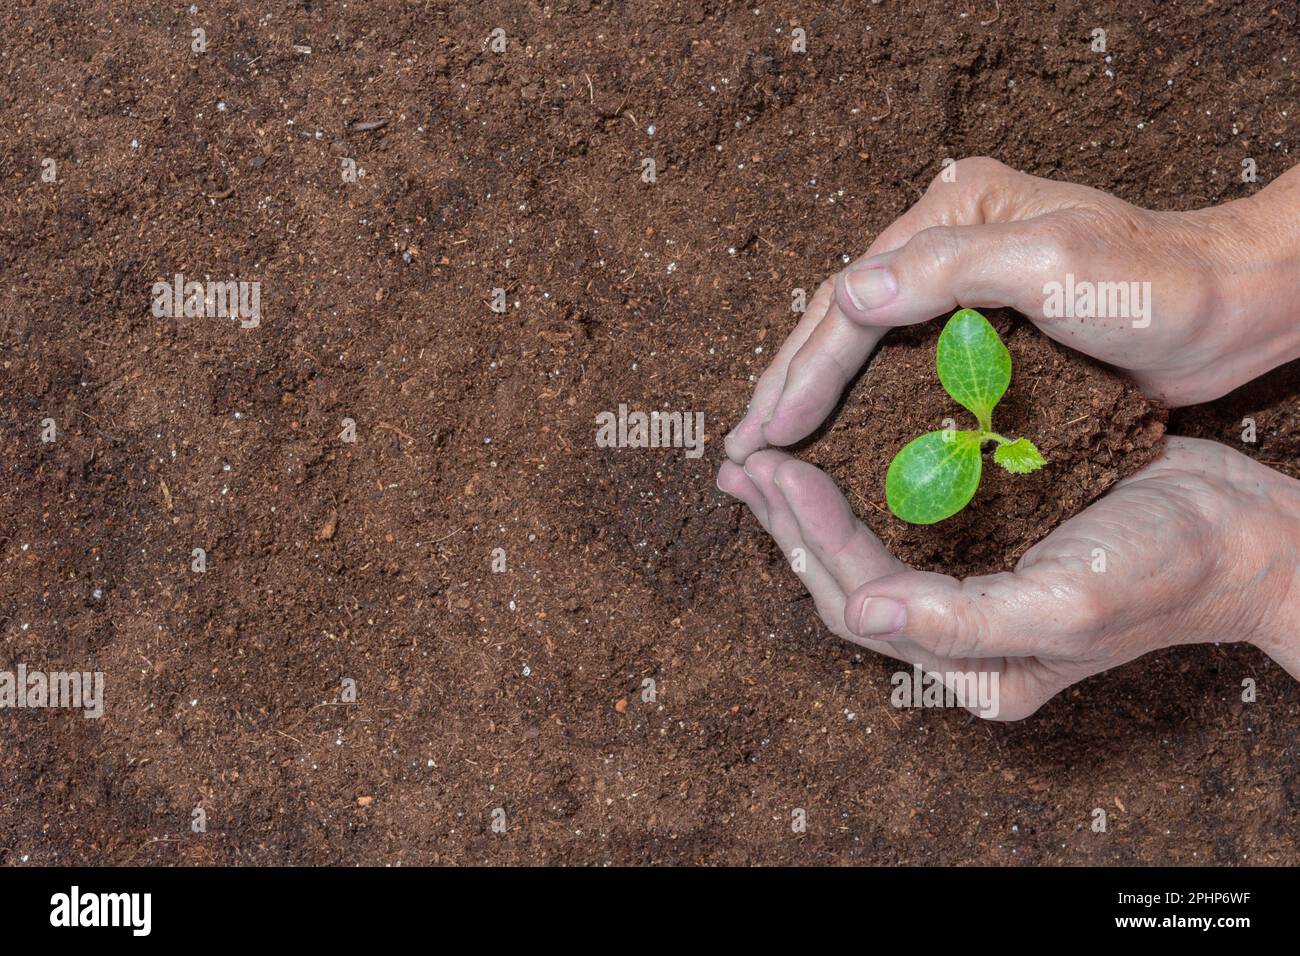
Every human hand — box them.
[725,158,1300,465]
[718,437,1300,720]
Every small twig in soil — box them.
[139,837,180,849]
[376,421,417,443]
[428,522,465,546]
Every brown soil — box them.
[805,313,1167,576]
[1171,358,1300,483]
[2,1,1299,866]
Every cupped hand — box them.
[718,437,1300,720]
[725,157,1300,465]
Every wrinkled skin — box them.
[720,439,1300,720]
[720,159,1300,719]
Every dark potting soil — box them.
[1171,358,1300,483]
[2,0,1299,867]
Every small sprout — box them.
[993,437,1046,473]
[886,309,1046,524]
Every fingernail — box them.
[841,264,898,313]
[854,597,907,637]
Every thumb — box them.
[833,221,1065,327]
[843,565,1097,660]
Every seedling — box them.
[886,309,1045,524]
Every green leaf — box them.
[993,437,1046,474]
[936,309,1011,431]
[885,430,984,525]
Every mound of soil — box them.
[806,312,1167,576]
